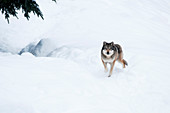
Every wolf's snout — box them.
[107,51,110,54]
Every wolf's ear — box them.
[111,41,114,46]
[103,41,107,45]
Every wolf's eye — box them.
[104,46,107,49]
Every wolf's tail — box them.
[123,59,128,66]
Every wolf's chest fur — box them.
[102,57,115,63]
[101,53,117,63]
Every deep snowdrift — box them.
[19,39,58,57]
[0,0,170,113]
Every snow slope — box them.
[0,0,170,113]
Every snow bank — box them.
[19,39,85,61]
[19,38,58,57]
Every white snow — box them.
[0,0,170,113]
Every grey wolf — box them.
[101,41,128,77]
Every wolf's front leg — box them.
[104,62,108,73]
[101,59,108,72]
[108,60,116,77]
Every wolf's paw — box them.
[104,68,108,73]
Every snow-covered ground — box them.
[0,0,170,113]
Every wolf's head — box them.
[102,41,115,57]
